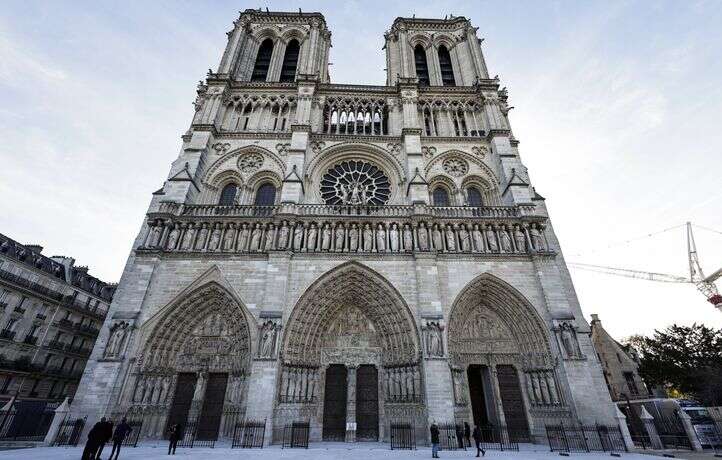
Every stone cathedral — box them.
[72,10,616,445]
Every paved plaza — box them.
[0,443,676,459]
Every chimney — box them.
[590,314,600,324]
[25,244,43,254]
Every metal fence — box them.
[282,421,309,448]
[478,425,520,451]
[176,422,216,448]
[232,420,266,448]
[655,415,692,450]
[121,420,143,447]
[437,423,466,451]
[390,422,416,450]
[546,424,627,453]
[53,417,86,446]
[0,404,56,442]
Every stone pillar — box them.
[423,360,455,425]
[345,366,357,442]
[614,406,634,452]
[244,359,279,446]
[678,410,704,451]
[490,365,507,425]
[639,406,663,450]
[43,397,70,445]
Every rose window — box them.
[320,160,391,205]
[238,153,264,174]
[442,157,468,177]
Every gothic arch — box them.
[281,261,420,367]
[447,273,552,368]
[424,149,498,183]
[203,145,286,185]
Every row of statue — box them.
[278,366,318,403]
[384,365,423,403]
[525,370,562,406]
[143,219,549,254]
[127,371,247,407]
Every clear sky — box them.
[1,1,721,340]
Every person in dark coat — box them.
[95,419,114,460]
[108,418,133,460]
[430,421,440,458]
[472,425,485,457]
[81,418,105,460]
[168,423,181,455]
[464,422,471,447]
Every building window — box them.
[280,39,300,83]
[467,187,483,206]
[624,372,639,396]
[251,38,274,82]
[219,183,238,206]
[414,45,430,86]
[253,183,276,206]
[438,45,455,86]
[432,188,450,206]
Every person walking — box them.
[472,425,485,457]
[168,423,181,455]
[81,418,105,460]
[95,418,114,460]
[108,418,133,460]
[464,422,471,448]
[430,421,440,458]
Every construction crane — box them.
[568,222,722,313]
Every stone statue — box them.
[293,223,304,250]
[250,224,262,251]
[238,223,250,251]
[376,223,386,252]
[259,321,278,358]
[471,224,484,252]
[485,226,498,252]
[499,227,512,252]
[104,323,128,358]
[222,224,235,251]
[195,223,209,250]
[181,224,196,250]
[418,223,429,250]
[458,225,470,252]
[560,323,582,358]
[445,225,457,251]
[263,224,275,251]
[389,223,399,252]
[307,223,318,251]
[514,225,526,252]
[432,224,443,251]
[321,223,332,251]
[362,223,373,251]
[349,223,359,251]
[166,224,180,250]
[453,371,465,404]
[403,224,413,251]
[208,224,222,251]
[530,224,545,251]
[340,184,349,204]
[334,224,345,251]
[278,222,289,250]
[149,223,163,248]
[425,323,443,357]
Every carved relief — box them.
[442,157,469,177]
[258,319,282,359]
[554,321,584,359]
[422,320,444,358]
[421,146,436,158]
[104,321,130,358]
[238,153,264,174]
[276,143,291,156]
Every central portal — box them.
[356,365,379,441]
[322,364,348,441]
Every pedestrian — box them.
[455,424,464,449]
[430,420,440,458]
[81,418,105,460]
[472,424,485,457]
[168,423,181,455]
[95,418,114,460]
[108,418,133,460]
[464,422,471,447]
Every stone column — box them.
[244,360,279,446]
[639,406,663,450]
[678,410,704,451]
[490,364,507,425]
[43,397,70,445]
[614,406,634,452]
[345,365,357,442]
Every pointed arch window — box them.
[219,183,238,206]
[433,187,450,206]
[414,45,430,86]
[438,45,455,86]
[251,39,274,82]
[467,186,483,207]
[254,183,276,206]
[280,39,300,83]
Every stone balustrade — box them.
[140,203,552,256]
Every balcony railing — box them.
[55,318,75,330]
[0,329,16,341]
[74,322,99,336]
[13,306,26,314]
[22,335,38,345]
[46,340,66,351]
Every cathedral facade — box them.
[72,10,615,444]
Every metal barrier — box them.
[390,422,415,450]
[438,423,466,451]
[0,404,56,442]
[232,420,266,448]
[478,425,520,451]
[656,415,692,450]
[176,422,216,448]
[546,424,627,453]
[53,417,86,446]
[121,420,143,447]
[282,421,309,448]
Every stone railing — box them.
[140,203,551,256]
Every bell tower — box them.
[385,16,489,86]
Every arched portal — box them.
[447,274,564,440]
[120,281,253,441]
[277,262,424,443]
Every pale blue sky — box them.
[1,1,721,338]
